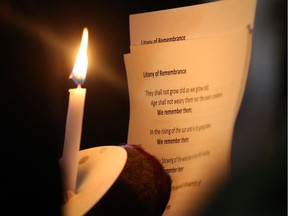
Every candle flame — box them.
[70,27,88,86]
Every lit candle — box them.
[61,27,89,199]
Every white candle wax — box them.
[61,27,89,199]
[62,87,86,196]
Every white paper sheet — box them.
[124,0,257,215]
[129,0,256,45]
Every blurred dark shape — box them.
[1,22,63,215]
[201,133,286,216]
[232,0,287,173]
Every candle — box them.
[62,27,89,199]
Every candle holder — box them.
[61,146,127,216]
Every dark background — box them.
[0,0,286,215]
